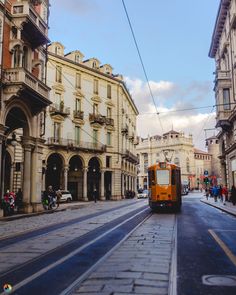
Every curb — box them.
[201,199,236,217]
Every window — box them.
[107,84,111,98]
[106,156,111,168]
[55,93,62,105]
[148,170,155,187]
[107,107,111,118]
[75,99,81,111]
[107,132,111,145]
[156,170,170,185]
[93,103,98,115]
[75,73,81,89]
[13,5,23,14]
[223,89,230,110]
[75,55,80,63]
[93,61,97,69]
[55,47,61,55]
[186,157,190,173]
[53,122,61,142]
[93,130,98,145]
[75,126,80,144]
[22,46,28,69]
[56,66,62,83]
[93,79,99,94]
[174,157,180,166]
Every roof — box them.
[194,148,211,155]
[209,0,231,58]
[163,130,180,136]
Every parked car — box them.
[137,189,149,199]
[60,191,73,202]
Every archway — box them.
[46,153,63,191]
[68,156,83,201]
[87,157,101,201]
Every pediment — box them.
[91,95,102,103]
[105,101,115,107]
[51,114,65,122]
[52,84,65,92]
[73,90,85,98]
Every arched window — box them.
[174,157,180,166]
[93,61,97,69]
[55,46,61,55]
[186,157,190,173]
[22,46,28,69]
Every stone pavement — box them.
[70,214,176,295]
[201,195,236,217]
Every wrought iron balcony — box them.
[47,137,106,153]
[11,2,49,48]
[105,117,114,126]
[49,103,70,116]
[121,124,128,134]
[89,113,106,125]
[3,68,51,114]
[122,149,139,164]
[73,110,84,120]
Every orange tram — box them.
[148,162,182,212]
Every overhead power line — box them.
[121,0,163,133]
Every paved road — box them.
[178,193,236,295]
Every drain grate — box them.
[202,275,236,286]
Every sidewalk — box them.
[0,201,90,221]
[201,196,236,217]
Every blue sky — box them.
[49,0,220,149]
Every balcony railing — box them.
[3,68,50,100]
[215,70,231,82]
[121,124,128,134]
[105,117,114,126]
[73,110,84,120]
[89,113,106,125]
[47,137,106,152]
[122,149,139,163]
[49,103,70,116]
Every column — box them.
[83,167,88,201]
[22,143,32,212]
[100,169,105,201]
[42,165,46,191]
[64,166,69,190]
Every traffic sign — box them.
[204,170,208,176]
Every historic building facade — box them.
[0,0,50,213]
[209,0,236,188]
[43,42,139,201]
[136,130,195,189]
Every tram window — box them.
[156,170,169,185]
[148,170,155,186]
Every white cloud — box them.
[125,77,216,150]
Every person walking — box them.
[93,187,98,203]
[212,185,219,202]
[222,185,228,205]
[231,185,236,205]
[15,188,23,212]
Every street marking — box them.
[208,229,236,267]
[0,208,150,295]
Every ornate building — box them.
[0,0,50,214]
[209,0,236,188]
[136,130,195,189]
[43,42,139,201]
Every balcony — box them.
[3,68,51,114]
[214,70,231,87]
[122,149,139,164]
[49,103,70,117]
[216,110,232,131]
[47,137,106,153]
[89,113,105,125]
[105,117,114,127]
[121,124,128,134]
[11,2,49,48]
[73,110,84,120]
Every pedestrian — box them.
[15,188,23,212]
[231,185,236,205]
[93,187,98,203]
[222,185,228,205]
[56,189,62,205]
[212,185,219,202]
[205,187,209,200]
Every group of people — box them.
[205,184,236,205]
[42,185,62,210]
[0,188,23,216]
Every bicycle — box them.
[41,195,59,211]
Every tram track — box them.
[0,201,143,249]
[0,206,151,295]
